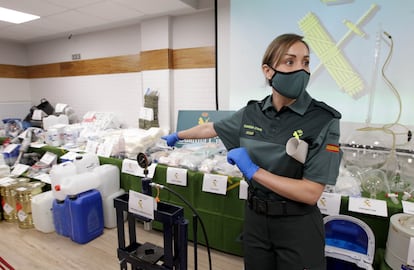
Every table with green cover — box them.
[9,143,407,268]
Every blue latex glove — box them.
[227,147,259,180]
[162,132,180,147]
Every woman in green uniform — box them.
[162,33,342,270]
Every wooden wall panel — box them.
[27,63,61,78]
[59,54,141,77]
[0,64,28,78]
[140,49,172,70]
[172,47,215,69]
[1,46,215,79]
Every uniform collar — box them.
[261,91,312,116]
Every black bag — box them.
[23,98,55,128]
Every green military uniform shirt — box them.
[214,91,342,198]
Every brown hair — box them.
[262,33,309,67]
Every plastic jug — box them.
[53,171,100,201]
[102,189,125,228]
[50,161,77,201]
[68,189,104,244]
[93,164,120,197]
[52,199,71,237]
[32,190,55,233]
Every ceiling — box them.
[0,0,213,44]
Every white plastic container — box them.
[63,124,82,148]
[102,189,125,228]
[0,164,10,177]
[93,164,120,197]
[73,153,100,174]
[385,213,414,269]
[54,171,100,201]
[31,190,55,233]
[0,152,9,177]
[42,115,69,131]
[45,128,62,147]
[50,161,77,201]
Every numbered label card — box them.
[96,139,114,158]
[239,180,248,200]
[33,173,51,184]
[317,192,342,216]
[348,197,388,217]
[122,159,156,178]
[11,164,30,176]
[59,151,79,161]
[40,152,57,165]
[85,140,99,154]
[128,190,155,220]
[402,200,414,215]
[408,237,414,267]
[166,167,187,186]
[202,173,228,195]
[139,107,154,121]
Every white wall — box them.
[217,0,231,110]
[170,11,216,129]
[0,9,216,132]
[172,10,215,49]
[0,40,28,65]
[26,24,142,65]
[29,73,142,128]
[0,41,31,121]
[0,79,31,121]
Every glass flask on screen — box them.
[397,151,414,190]
[402,185,414,201]
[382,150,407,192]
[334,164,363,196]
[361,168,388,199]
[342,129,391,169]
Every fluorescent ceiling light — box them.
[0,7,40,24]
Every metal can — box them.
[0,181,18,222]
[15,181,44,229]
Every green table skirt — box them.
[23,144,408,260]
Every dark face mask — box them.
[268,68,310,99]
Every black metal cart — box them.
[114,193,188,270]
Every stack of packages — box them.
[139,88,159,129]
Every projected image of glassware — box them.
[342,130,390,169]
[381,150,406,192]
[402,186,414,201]
[361,169,388,199]
[334,164,363,196]
[396,151,414,191]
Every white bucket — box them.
[31,191,55,233]
[385,213,414,269]
[93,164,120,197]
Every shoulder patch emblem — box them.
[326,144,340,153]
